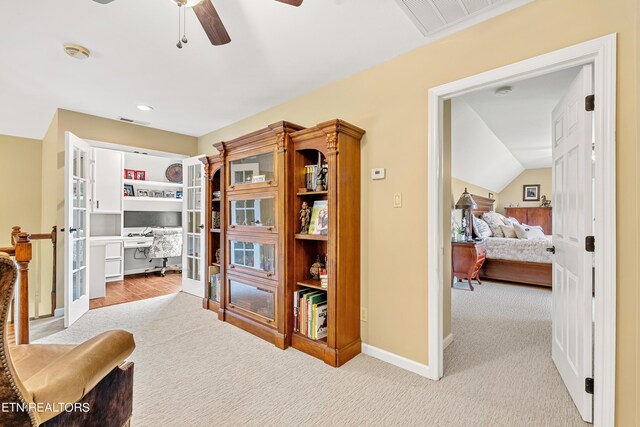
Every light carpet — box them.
[34,282,587,426]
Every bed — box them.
[470,194,553,287]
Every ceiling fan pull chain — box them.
[182,5,188,44]
[176,6,183,48]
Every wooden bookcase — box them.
[203,154,224,318]
[204,119,364,367]
[288,120,365,367]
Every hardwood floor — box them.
[90,273,182,310]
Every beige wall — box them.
[451,177,499,211]
[197,1,639,422]
[496,168,552,213]
[0,134,43,318]
[40,109,199,312]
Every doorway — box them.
[427,35,616,426]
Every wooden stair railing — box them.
[0,225,57,345]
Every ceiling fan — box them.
[92,0,303,47]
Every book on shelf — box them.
[209,266,220,302]
[319,270,328,289]
[308,200,328,235]
[305,165,318,191]
[315,303,328,339]
[294,289,327,339]
[293,288,315,332]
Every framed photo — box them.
[136,189,149,197]
[176,190,183,199]
[134,170,146,180]
[151,190,164,198]
[488,192,494,199]
[164,190,176,199]
[123,184,134,197]
[124,169,135,180]
[523,184,540,201]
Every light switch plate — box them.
[371,168,386,180]
[393,192,402,208]
[360,307,368,322]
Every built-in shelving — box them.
[296,191,328,196]
[123,179,183,188]
[296,279,326,291]
[295,233,328,241]
[124,196,182,202]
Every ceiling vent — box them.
[118,117,150,126]
[395,0,532,38]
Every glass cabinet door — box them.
[229,240,276,279]
[228,279,275,322]
[229,196,276,231]
[229,152,275,187]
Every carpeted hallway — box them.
[34,282,587,426]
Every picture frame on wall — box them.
[123,184,134,197]
[151,190,164,198]
[523,184,540,201]
[164,190,176,199]
[124,169,135,180]
[134,170,146,180]
[136,189,149,197]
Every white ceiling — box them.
[459,66,581,169]
[0,0,529,140]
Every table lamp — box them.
[455,188,478,241]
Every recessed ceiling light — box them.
[64,44,90,60]
[136,104,154,112]
[494,86,513,97]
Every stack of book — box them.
[210,272,221,302]
[293,289,328,340]
[304,165,318,191]
[319,270,328,289]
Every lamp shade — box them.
[455,188,478,210]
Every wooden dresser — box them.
[504,207,552,234]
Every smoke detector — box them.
[64,44,91,60]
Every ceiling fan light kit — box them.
[64,44,91,60]
[92,0,303,48]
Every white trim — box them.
[362,343,436,380]
[443,333,454,350]
[85,139,188,159]
[54,308,64,318]
[428,34,616,427]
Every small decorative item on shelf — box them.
[165,163,183,183]
[212,191,221,199]
[308,200,328,235]
[540,195,552,207]
[299,201,311,234]
[215,248,221,264]
[124,169,135,180]
[176,190,183,199]
[164,190,176,198]
[151,190,164,198]
[136,189,149,197]
[319,268,328,289]
[309,255,325,280]
[134,170,146,181]
[123,184,134,197]
[212,211,220,229]
[251,175,266,183]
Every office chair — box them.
[144,228,183,277]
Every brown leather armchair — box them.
[0,254,136,426]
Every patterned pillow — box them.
[472,216,492,239]
[513,223,546,240]
[499,224,517,238]
[504,217,520,225]
[482,212,505,237]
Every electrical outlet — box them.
[393,192,402,208]
[360,307,368,322]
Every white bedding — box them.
[483,235,553,264]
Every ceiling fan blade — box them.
[192,1,231,46]
[275,0,303,6]
[92,0,116,3]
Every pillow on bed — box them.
[472,216,492,239]
[499,224,517,238]
[504,217,520,225]
[482,212,505,237]
[513,223,546,240]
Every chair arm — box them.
[23,330,135,422]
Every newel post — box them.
[14,232,32,345]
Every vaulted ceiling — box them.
[0,0,529,140]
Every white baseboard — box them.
[443,333,454,349]
[361,343,437,380]
[54,308,64,318]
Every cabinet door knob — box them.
[229,265,235,269]
[230,225,236,229]
[266,272,273,277]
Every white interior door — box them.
[64,132,91,327]
[182,156,206,297]
[551,64,594,422]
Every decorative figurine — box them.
[310,255,325,280]
[315,165,329,192]
[299,201,311,234]
[215,248,221,264]
[540,195,552,207]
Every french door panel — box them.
[182,156,206,297]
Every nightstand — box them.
[451,241,486,291]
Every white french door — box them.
[551,64,594,422]
[182,156,206,297]
[64,132,91,327]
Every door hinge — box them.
[585,377,594,394]
[585,94,595,112]
[585,236,595,252]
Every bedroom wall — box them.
[496,168,552,212]
[451,177,499,210]
[0,134,43,318]
[196,1,639,422]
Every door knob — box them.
[546,246,555,254]
[198,224,204,229]
[69,228,78,233]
